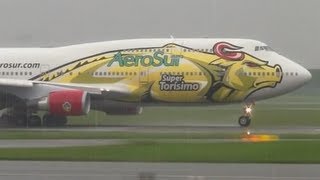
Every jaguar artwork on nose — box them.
[207,42,283,102]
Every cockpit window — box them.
[255,46,274,52]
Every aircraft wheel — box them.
[43,114,67,127]
[15,116,27,127]
[28,115,41,126]
[56,116,68,126]
[1,115,10,123]
[238,116,251,127]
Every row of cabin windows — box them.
[0,70,299,78]
[93,71,299,77]
[93,71,205,77]
[121,48,213,53]
[93,71,138,76]
[241,72,298,76]
[0,71,33,76]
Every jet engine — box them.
[38,90,91,116]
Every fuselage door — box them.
[139,67,149,85]
[138,49,150,86]
[40,64,50,74]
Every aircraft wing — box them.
[0,78,133,99]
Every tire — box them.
[15,116,27,127]
[238,116,251,127]
[28,115,41,127]
[43,114,67,127]
[56,116,68,126]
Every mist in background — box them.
[0,0,318,68]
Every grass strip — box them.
[1,141,320,163]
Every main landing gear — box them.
[238,103,254,127]
[0,112,68,127]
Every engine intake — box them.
[38,90,90,116]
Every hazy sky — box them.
[0,0,318,68]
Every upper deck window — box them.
[255,46,274,52]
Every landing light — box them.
[245,106,252,114]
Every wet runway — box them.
[0,139,128,148]
[0,161,319,180]
[4,125,320,134]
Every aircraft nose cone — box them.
[304,68,312,83]
[299,66,312,85]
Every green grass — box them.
[0,141,320,163]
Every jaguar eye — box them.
[245,62,259,67]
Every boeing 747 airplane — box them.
[0,38,311,127]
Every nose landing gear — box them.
[238,103,254,127]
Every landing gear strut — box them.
[43,114,68,127]
[238,103,254,127]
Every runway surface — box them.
[0,161,319,180]
[0,139,128,148]
[4,125,320,134]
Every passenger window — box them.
[186,72,189,75]
[267,72,270,76]
[29,72,32,76]
[253,72,256,76]
[99,72,102,76]
[295,72,298,76]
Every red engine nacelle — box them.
[39,90,91,116]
